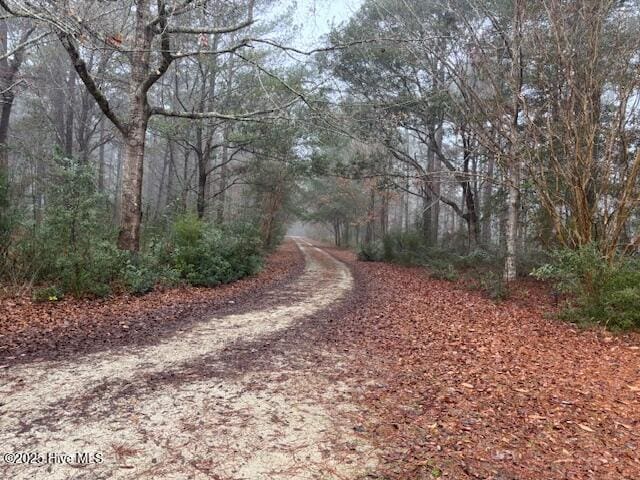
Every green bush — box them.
[17,157,126,297]
[357,241,383,261]
[4,158,267,298]
[517,247,549,276]
[429,263,459,281]
[382,231,429,264]
[122,261,157,295]
[602,286,640,330]
[0,171,20,277]
[532,244,640,330]
[455,249,492,268]
[32,285,64,303]
[478,271,509,301]
[169,215,263,287]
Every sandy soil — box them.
[0,238,376,479]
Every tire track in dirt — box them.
[0,238,376,479]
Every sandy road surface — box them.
[0,238,376,479]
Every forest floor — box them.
[1,238,639,479]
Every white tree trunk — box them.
[503,161,519,282]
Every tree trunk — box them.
[154,146,169,220]
[421,193,431,241]
[97,121,106,192]
[216,164,226,223]
[504,0,523,281]
[0,20,28,174]
[64,67,75,158]
[481,153,495,245]
[166,140,175,209]
[113,0,156,250]
[429,128,441,244]
[117,112,148,251]
[195,108,206,219]
[0,89,13,173]
[503,162,519,282]
[404,189,409,232]
[216,136,228,224]
[380,188,389,237]
[365,187,375,244]
[196,156,207,219]
[180,151,189,213]
[0,18,7,174]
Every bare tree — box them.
[0,18,35,172]
[0,0,298,250]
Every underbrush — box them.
[532,244,640,330]
[24,216,264,301]
[358,231,547,301]
[0,158,265,301]
[166,215,264,288]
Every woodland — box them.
[1,0,639,328]
[1,1,640,478]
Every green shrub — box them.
[455,249,493,269]
[169,215,263,287]
[137,236,182,288]
[357,241,383,261]
[602,286,640,330]
[56,240,125,297]
[5,158,267,297]
[532,244,640,330]
[531,244,608,296]
[122,261,157,295]
[32,285,64,303]
[517,247,549,276]
[478,271,509,301]
[18,157,125,297]
[382,231,429,264]
[429,263,459,281]
[0,171,21,277]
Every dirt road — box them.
[5,238,638,479]
[0,238,376,479]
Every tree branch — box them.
[0,29,46,63]
[150,96,300,121]
[142,0,173,93]
[165,0,254,34]
[58,32,126,134]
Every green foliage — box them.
[602,285,640,330]
[32,285,64,303]
[429,263,459,282]
[478,271,509,301]
[531,244,608,295]
[2,158,268,299]
[0,171,20,276]
[21,157,125,297]
[455,249,493,269]
[382,231,429,264]
[379,231,466,280]
[169,215,263,287]
[369,231,518,295]
[122,260,157,296]
[532,244,640,330]
[24,209,264,297]
[357,241,383,261]
[301,177,369,247]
